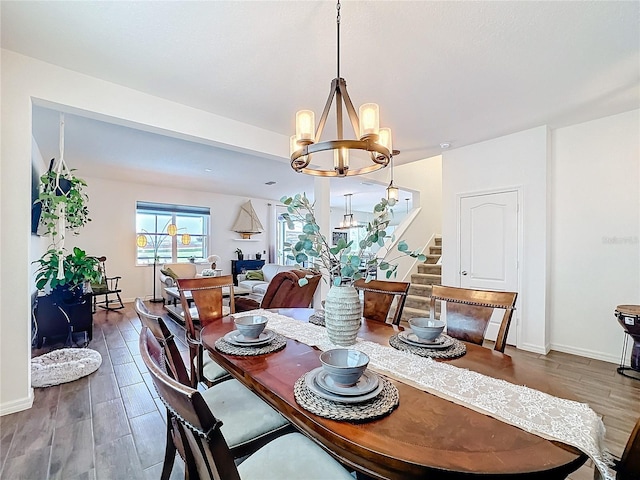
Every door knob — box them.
[461,271,468,276]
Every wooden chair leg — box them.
[188,344,198,388]
[161,412,177,480]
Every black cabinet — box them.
[231,259,265,285]
[33,293,93,347]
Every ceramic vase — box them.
[324,285,361,346]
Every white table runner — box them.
[236,309,614,479]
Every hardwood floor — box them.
[1,302,638,479]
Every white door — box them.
[459,191,519,345]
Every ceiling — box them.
[3,1,639,209]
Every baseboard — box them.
[517,342,549,355]
[549,342,619,365]
[0,388,34,416]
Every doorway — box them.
[458,190,520,345]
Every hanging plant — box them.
[34,161,91,237]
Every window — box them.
[136,201,209,265]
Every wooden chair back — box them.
[139,327,241,480]
[176,276,235,387]
[354,279,410,325]
[134,298,191,386]
[618,417,640,479]
[90,255,124,312]
[430,285,517,353]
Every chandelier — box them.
[335,194,361,229]
[290,0,395,177]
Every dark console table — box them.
[33,293,93,347]
[231,259,265,285]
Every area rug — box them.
[31,348,102,388]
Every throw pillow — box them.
[160,267,179,281]
[245,270,265,281]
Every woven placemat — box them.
[214,333,287,356]
[308,312,325,327]
[294,374,399,422]
[389,333,466,359]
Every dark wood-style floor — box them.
[1,302,638,479]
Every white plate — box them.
[224,329,276,347]
[315,369,380,396]
[304,367,384,404]
[398,331,454,349]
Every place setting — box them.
[215,315,287,356]
[389,317,466,359]
[294,349,399,422]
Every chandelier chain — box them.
[336,0,341,79]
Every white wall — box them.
[1,49,288,415]
[549,110,639,362]
[442,126,549,353]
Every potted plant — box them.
[280,193,425,345]
[235,248,244,260]
[34,247,101,304]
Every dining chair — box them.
[429,285,517,353]
[235,269,321,312]
[133,298,191,479]
[353,278,410,325]
[140,325,295,459]
[177,275,235,387]
[139,326,354,480]
[596,417,640,479]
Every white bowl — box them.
[234,315,268,339]
[408,317,445,341]
[319,349,369,387]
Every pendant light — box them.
[336,194,359,229]
[290,1,396,177]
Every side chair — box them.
[430,285,517,353]
[176,276,235,387]
[139,325,294,461]
[90,256,124,313]
[354,279,410,325]
[139,326,353,480]
[235,269,321,312]
[596,416,640,479]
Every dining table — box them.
[200,308,589,479]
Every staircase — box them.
[401,236,442,323]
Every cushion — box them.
[201,379,289,450]
[199,353,230,383]
[160,267,179,281]
[31,348,102,388]
[238,433,353,480]
[245,270,265,281]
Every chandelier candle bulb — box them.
[359,103,380,139]
[334,147,349,174]
[296,110,315,144]
[378,128,393,153]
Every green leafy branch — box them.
[280,193,426,286]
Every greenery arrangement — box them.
[34,246,101,291]
[280,193,426,286]
[235,248,244,260]
[35,166,91,237]
[33,160,98,295]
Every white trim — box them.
[0,388,34,416]
[519,342,550,355]
[549,343,620,365]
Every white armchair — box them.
[159,262,197,302]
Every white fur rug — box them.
[32,348,102,388]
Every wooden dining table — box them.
[200,308,588,479]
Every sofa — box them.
[159,262,197,303]
[237,263,297,302]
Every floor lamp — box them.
[136,223,190,303]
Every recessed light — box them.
[361,182,373,186]
[440,143,451,149]
[204,168,212,172]
[265,181,276,185]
